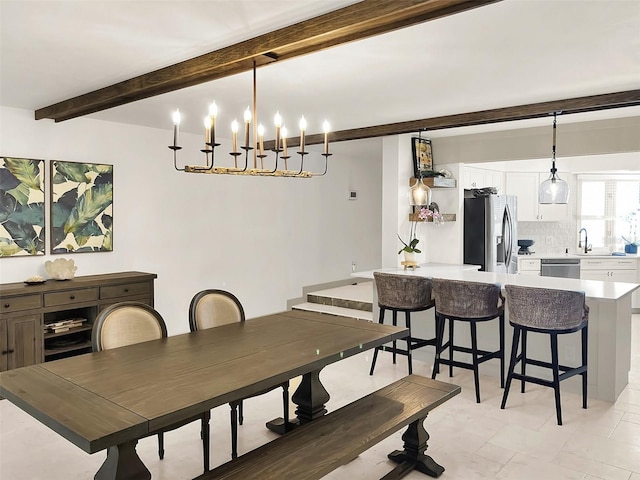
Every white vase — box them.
[403,251,417,263]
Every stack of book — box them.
[45,318,87,334]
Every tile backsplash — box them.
[517,219,578,255]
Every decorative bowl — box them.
[45,258,77,280]
[517,239,535,248]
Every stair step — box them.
[292,302,373,322]
[306,282,373,312]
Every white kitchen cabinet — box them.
[462,166,503,192]
[580,257,639,308]
[505,172,569,222]
[517,257,540,275]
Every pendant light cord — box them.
[550,112,557,175]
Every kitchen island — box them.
[353,264,639,403]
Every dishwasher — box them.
[540,258,581,279]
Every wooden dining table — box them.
[0,309,408,480]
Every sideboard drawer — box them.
[44,288,99,307]
[1,294,42,314]
[101,282,152,300]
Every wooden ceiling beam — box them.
[264,89,640,149]
[35,0,500,122]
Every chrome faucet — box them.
[578,228,591,253]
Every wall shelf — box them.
[409,213,456,222]
[409,177,456,188]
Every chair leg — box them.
[202,411,211,472]
[551,333,563,425]
[369,308,385,375]
[158,432,164,460]
[405,311,413,375]
[238,399,244,426]
[499,313,505,388]
[230,402,239,459]
[501,326,521,410]
[582,324,588,409]
[392,310,398,364]
[470,321,481,403]
[520,329,528,394]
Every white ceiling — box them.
[1,0,639,144]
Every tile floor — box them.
[1,315,638,480]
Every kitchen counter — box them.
[518,253,640,260]
[353,264,639,403]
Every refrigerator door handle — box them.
[503,205,514,267]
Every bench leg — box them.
[386,416,444,479]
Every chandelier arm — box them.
[310,153,331,177]
[170,146,185,171]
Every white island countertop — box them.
[353,263,639,302]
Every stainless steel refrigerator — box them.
[463,191,518,273]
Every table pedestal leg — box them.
[266,369,329,434]
[385,416,444,479]
[94,440,151,480]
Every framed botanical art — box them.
[50,160,113,253]
[411,137,434,178]
[0,157,46,257]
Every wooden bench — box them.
[195,374,460,480]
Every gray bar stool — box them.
[431,278,505,403]
[501,285,589,425]
[369,272,436,375]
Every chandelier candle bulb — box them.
[281,126,288,157]
[243,107,252,148]
[274,111,282,151]
[209,101,218,145]
[323,120,330,154]
[299,115,307,153]
[231,119,239,153]
[204,116,212,146]
[172,109,181,147]
[258,123,265,156]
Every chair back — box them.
[373,272,433,310]
[432,278,503,319]
[92,301,167,351]
[189,289,245,331]
[505,285,588,331]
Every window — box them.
[578,176,640,249]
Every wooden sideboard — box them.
[0,271,156,371]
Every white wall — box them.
[0,106,382,334]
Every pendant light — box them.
[409,130,432,206]
[539,112,569,204]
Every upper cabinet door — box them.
[505,172,569,222]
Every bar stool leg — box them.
[499,313,505,388]
[405,311,413,375]
[369,308,386,375]
[520,330,528,394]
[392,310,398,365]
[582,324,588,409]
[550,333,562,425]
[431,314,443,379]
[448,316,454,377]
[501,326,521,410]
[470,321,481,403]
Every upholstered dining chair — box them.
[92,301,210,472]
[189,289,290,459]
[501,285,589,425]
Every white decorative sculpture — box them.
[45,258,77,280]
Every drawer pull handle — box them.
[3,303,9,308]
[1,350,8,355]
[70,295,75,300]
[124,288,129,293]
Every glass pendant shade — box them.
[538,112,569,204]
[409,177,432,206]
[539,171,569,204]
